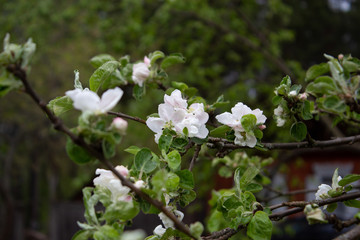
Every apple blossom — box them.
[315,175,342,201]
[93,165,133,202]
[289,90,297,97]
[111,117,128,134]
[146,89,209,143]
[132,56,150,87]
[66,87,123,114]
[215,102,266,147]
[153,209,184,237]
[274,105,286,127]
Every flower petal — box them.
[215,112,237,126]
[146,117,165,133]
[99,87,123,112]
[73,89,101,112]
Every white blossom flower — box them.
[66,87,123,114]
[93,165,132,202]
[274,105,286,127]
[289,90,297,97]
[111,117,128,134]
[134,180,145,189]
[153,209,184,237]
[132,56,150,87]
[315,176,342,201]
[215,102,266,147]
[146,90,209,143]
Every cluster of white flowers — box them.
[66,87,123,115]
[315,175,342,201]
[132,56,150,87]
[215,103,266,148]
[93,165,145,202]
[146,89,209,143]
[274,105,286,127]
[153,208,184,237]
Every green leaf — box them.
[21,38,36,68]
[94,225,120,240]
[124,146,141,155]
[89,60,119,92]
[289,84,302,95]
[133,84,146,101]
[72,230,92,240]
[339,174,360,186]
[280,75,291,86]
[290,122,307,141]
[184,87,198,98]
[176,169,194,189]
[301,100,313,120]
[344,200,360,208]
[167,150,181,170]
[102,201,139,222]
[326,203,338,213]
[210,125,232,137]
[272,95,282,105]
[161,54,186,69]
[48,96,74,116]
[171,81,188,92]
[241,114,257,132]
[158,134,172,153]
[102,137,116,159]
[244,183,263,193]
[190,222,204,239]
[305,63,329,81]
[306,76,338,96]
[247,211,272,240]
[66,138,95,164]
[90,54,116,68]
[323,96,347,113]
[165,172,180,191]
[179,189,196,207]
[134,148,158,174]
[82,187,99,225]
[207,210,228,232]
[235,166,260,194]
[150,51,165,65]
[171,137,189,151]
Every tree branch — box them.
[108,111,146,124]
[333,225,360,240]
[207,135,360,150]
[6,64,194,239]
[189,144,201,171]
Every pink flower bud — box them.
[111,117,128,134]
[299,92,308,101]
[258,124,266,130]
[338,54,344,60]
[144,56,151,67]
[115,165,129,178]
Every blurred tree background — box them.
[0,0,359,239]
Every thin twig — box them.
[207,135,360,150]
[189,144,201,171]
[333,225,360,240]
[6,64,194,239]
[108,111,146,124]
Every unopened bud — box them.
[115,165,129,178]
[144,56,151,67]
[111,117,128,134]
[258,124,266,130]
[299,92,308,101]
[338,54,344,60]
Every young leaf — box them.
[161,54,185,69]
[247,211,272,240]
[210,125,232,137]
[305,63,329,81]
[48,96,73,116]
[241,114,257,132]
[90,54,116,68]
[158,134,172,153]
[290,122,307,141]
[339,174,360,186]
[176,169,194,189]
[124,146,141,155]
[134,148,158,173]
[89,60,119,92]
[66,138,95,164]
[133,84,146,101]
[167,150,181,170]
